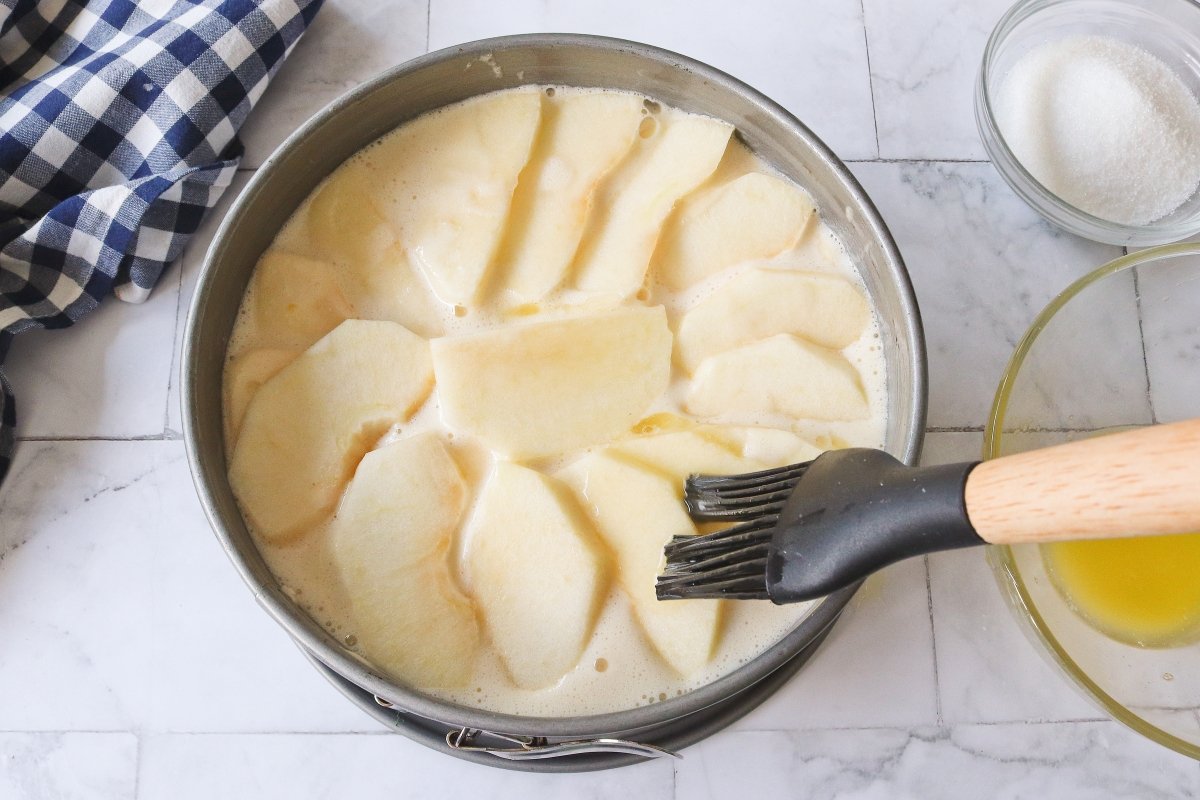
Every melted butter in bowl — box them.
[221,86,889,717]
[1042,532,1200,649]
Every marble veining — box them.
[727,556,939,732]
[0,733,137,800]
[1136,260,1200,424]
[862,0,1014,160]
[849,161,1123,429]
[238,0,428,168]
[137,733,675,800]
[3,272,180,439]
[427,0,880,160]
[2,1,1199,798]
[675,725,1199,800]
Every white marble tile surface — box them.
[3,268,179,439]
[987,264,1153,432]
[238,0,428,168]
[920,433,1104,725]
[849,161,1123,429]
[0,732,138,800]
[3,1,1198,797]
[1,440,161,730]
[1136,257,1200,424]
[428,0,879,160]
[675,724,1199,800]
[927,521,1104,723]
[728,557,939,732]
[862,0,1012,160]
[0,439,381,735]
[137,733,674,800]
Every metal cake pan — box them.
[182,34,927,770]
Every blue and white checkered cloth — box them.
[0,0,323,483]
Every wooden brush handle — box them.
[964,419,1200,545]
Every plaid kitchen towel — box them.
[0,0,324,483]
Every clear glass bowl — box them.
[976,0,1200,246]
[985,242,1200,759]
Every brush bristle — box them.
[684,461,810,521]
[659,460,810,600]
[656,517,776,600]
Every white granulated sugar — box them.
[995,35,1200,226]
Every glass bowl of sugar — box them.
[976,0,1200,246]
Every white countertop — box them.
[1,1,1198,797]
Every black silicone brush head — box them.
[656,449,982,604]
[683,461,812,522]
[657,516,777,599]
[656,460,814,600]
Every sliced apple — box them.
[686,334,869,422]
[466,463,609,689]
[279,161,445,337]
[571,113,733,299]
[676,268,869,373]
[250,250,355,350]
[431,306,672,459]
[610,429,758,483]
[792,223,851,271]
[698,426,825,467]
[338,241,446,339]
[224,347,299,448]
[327,435,477,689]
[229,320,434,542]
[654,173,815,290]
[329,433,467,569]
[283,158,399,271]
[343,554,481,689]
[559,452,721,676]
[697,139,767,188]
[493,91,643,305]
[367,89,542,307]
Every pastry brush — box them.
[656,419,1200,603]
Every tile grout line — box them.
[1129,252,1159,425]
[54,715,1124,739]
[845,157,991,164]
[729,716,1114,735]
[0,718,1139,740]
[923,554,943,726]
[425,0,432,53]
[929,425,1150,434]
[133,732,143,800]
[0,719,1128,738]
[162,246,186,437]
[856,0,882,159]
[0,729,147,734]
[16,431,181,443]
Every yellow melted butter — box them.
[1039,426,1200,649]
[1042,533,1200,648]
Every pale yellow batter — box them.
[223,86,889,716]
